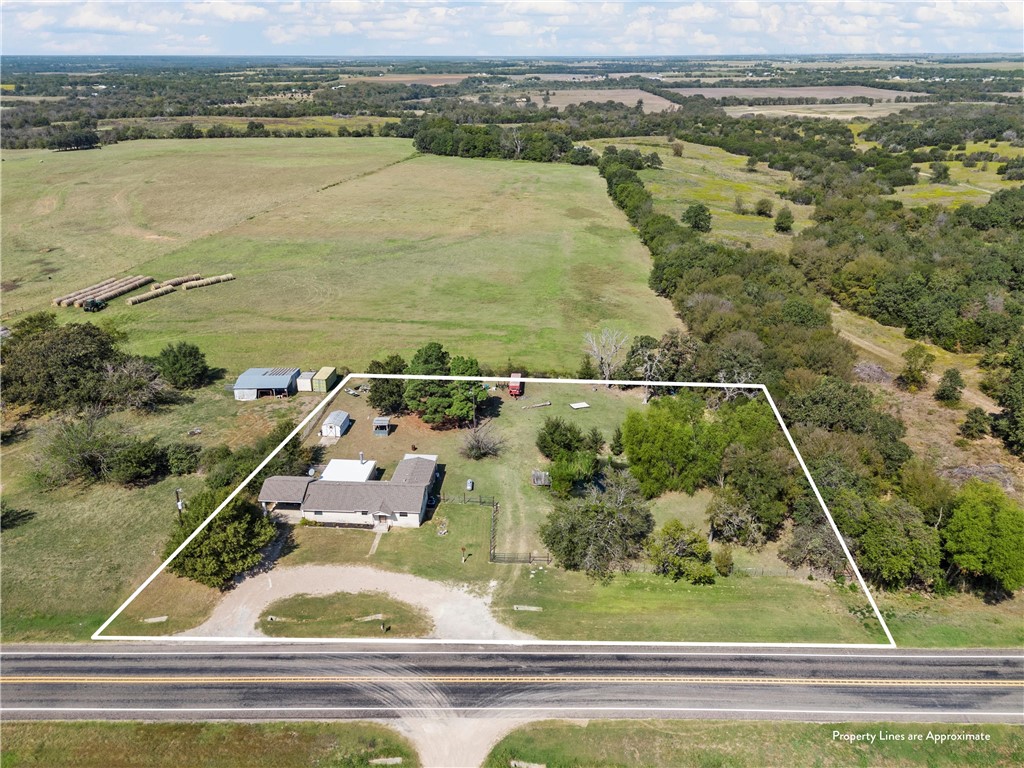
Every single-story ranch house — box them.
[258,454,439,529]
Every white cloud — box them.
[17,9,56,31]
[184,2,268,22]
[492,20,533,37]
[66,5,158,34]
[667,2,718,23]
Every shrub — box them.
[774,206,794,233]
[934,368,965,404]
[713,545,735,576]
[155,342,210,390]
[107,437,167,486]
[755,198,774,217]
[166,442,202,475]
[536,416,585,460]
[959,407,991,439]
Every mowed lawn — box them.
[486,720,1023,768]
[2,138,677,374]
[0,722,420,768]
[588,136,815,252]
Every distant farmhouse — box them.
[259,454,439,530]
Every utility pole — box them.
[174,488,184,523]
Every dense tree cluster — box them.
[539,471,655,583]
[861,104,1024,152]
[792,188,1024,353]
[364,343,485,427]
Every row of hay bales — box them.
[55,273,236,308]
[126,284,176,305]
[126,274,235,305]
[70,276,155,307]
[54,275,153,307]
[181,273,235,291]
[153,274,201,289]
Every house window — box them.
[313,511,322,516]
[399,512,408,517]
[359,511,368,516]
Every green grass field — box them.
[485,720,1024,768]
[0,385,323,642]
[2,138,677,374]
[1,139,676,642]
[258,591,433,637]
[587,137,814,252]
[0,722,420,768]
[111,381,887,644]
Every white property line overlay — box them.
[93,373,896,647]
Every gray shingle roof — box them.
[258,476,312,505]
[390,456,437,485]
[302,481,425,514]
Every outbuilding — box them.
[320,410,352,438]
[296,371,316,392]
[312,366,339,393]
[232,367,301,401]
[373,416,392,437]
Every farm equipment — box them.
[82,299,107,313]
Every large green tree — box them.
[165,489,277,589]
[944,480,1024,593]
[539,471,654,582]
[2,313,121,412]
[366,354,407,415]
[402,343,482,425]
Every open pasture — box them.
[588,136,814,252]
[522,87,677,112]
[2,138,677,374]
[97,114,397,135]
[724,102,924,119]
[664,85,926,101]
[1,138,415,313]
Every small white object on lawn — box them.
[569,402,590,409]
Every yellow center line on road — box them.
[3,676,1022,687]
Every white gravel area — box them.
[180,564,534,641]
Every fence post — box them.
[489,502,498,562]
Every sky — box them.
[2,1,1022,57]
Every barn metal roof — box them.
[233,367,300,390]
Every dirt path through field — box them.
[180,563,534,641]
[836,324,997,411]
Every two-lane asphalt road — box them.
[2,644,1022,723]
